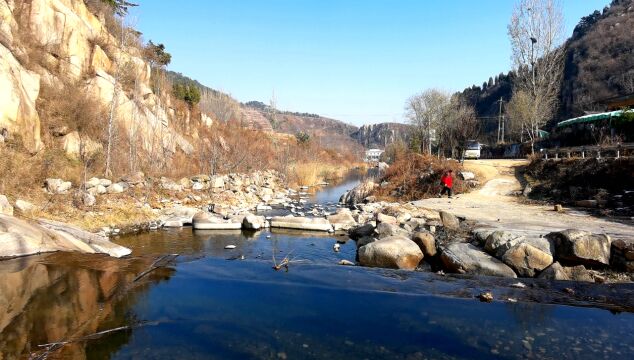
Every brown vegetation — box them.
[372,153,469,202]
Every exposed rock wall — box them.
[0,0,194,156]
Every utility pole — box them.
[497,97,504,143]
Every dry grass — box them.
[373,153,468,201]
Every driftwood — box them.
[32,322,158,360]
[133,254,179,282]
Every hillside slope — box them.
[458,0,634,136]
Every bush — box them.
[372,153,467,201]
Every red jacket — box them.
[441,174,453,188]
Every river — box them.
[1,175,634,359]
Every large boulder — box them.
[439,211,460,230]
[269,216,332,232]
[412,231,436,257]
[358,236,423,270]
[548,229,612,266]
[484,231,525,258]
[0,195,13,216]
[440,242,517,278]
[242,214,267,230]
[0,215,130,258]
[340,180,377,205]
[45,178,72,194]
[192,212,242,230]
[327,209,357,231]
[349,223,375,239]
[610,240,634,273]
[501,242,553,277]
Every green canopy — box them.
[556,110,625,128]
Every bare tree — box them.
[508,0,565,153]
[405,89,450,155]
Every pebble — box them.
[510,282,526,289]
[224,245,237,249]
[477,292,494,302]
[339,260,355,266]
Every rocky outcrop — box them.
[358,236,423,270]
[350,123,411,149]
[0,214,130,258]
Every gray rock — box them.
[376,213,397,224]
[502,242,553,277]
[340,180,377,205]
[375,222,410,239]
[107,182,127,194]
[0,195,13,216]
[85,177,101,189]
[358,235,423,270]
[243,214,266,230]
[356,236,376,248]
[327,209,357,231]
[484,231,525,258]
[548,229,612,266]
[439,211,460,230]
[472,228,495,245]
[350,223,375,239]
[412,231,437,257]
[45,178,72,194]
[439,242,517,278]
[269,216,332,232]
[538,262,570,281]
[192,211,242,230]
[14,199,34,213]
[99,179,112,187]
[81,192,96,207]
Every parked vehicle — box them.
[463,140,481,159]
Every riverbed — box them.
[1,176,634,359]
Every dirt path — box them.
[412,159,634,240]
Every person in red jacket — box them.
[439,170,454,198]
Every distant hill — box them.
[457,0,634,138]
[350,123,412,149]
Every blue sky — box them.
[130,0,609,126]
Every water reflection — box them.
[114,228,358,265]
[0,253,171,359]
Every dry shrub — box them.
[373,153,467,201]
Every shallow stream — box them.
[1,175,634,359]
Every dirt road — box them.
[412,159,634,240]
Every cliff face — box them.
[0,0,193,155]
[350,123,411,149]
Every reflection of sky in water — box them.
[96,258,634,360]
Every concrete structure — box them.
[365,148,384,162]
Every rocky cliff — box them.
[0,0,194,155]
[350,123,411,149]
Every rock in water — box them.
[192,211,242,230]
[412,231,437,257]
[548,229,612,266]
[501,242,553,277]
[326,208,357,231]
[269,216,332,232]
[439,211,460,230]
[358,235,423,270]
[439,242,517,278]
[242,214,266,230]
[224,245,236,249]
[339,180,377,205]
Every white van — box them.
[463,141,481,159]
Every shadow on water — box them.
[2,175,634,359]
